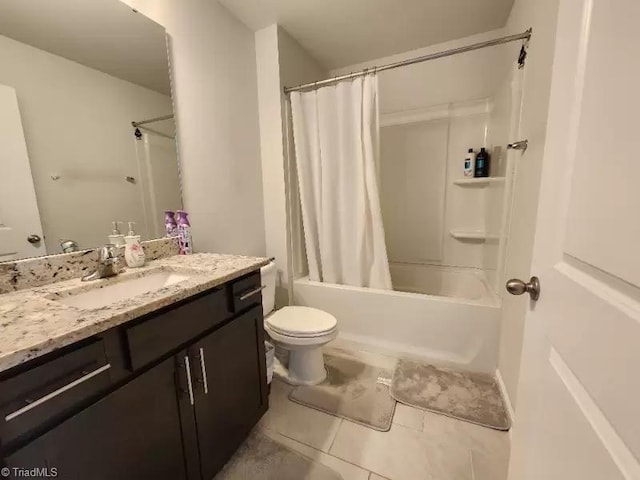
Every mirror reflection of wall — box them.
[0,0,182,262]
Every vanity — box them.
[0,251,271,479]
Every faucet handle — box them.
[98,244,120,263]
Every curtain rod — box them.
[131,114,174,127]
[284,28,532,94]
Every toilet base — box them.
[288,347,327,385]
[272,346,328,386]
[267,330,337,386]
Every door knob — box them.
[507,140,528,151]
[27,234,41,244]
[506,276,540,301]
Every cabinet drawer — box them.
[125,287,230,370]
[230,272,263,313]
[0,339,110,446]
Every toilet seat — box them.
[266,306,337,338]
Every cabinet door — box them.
[4,357,187,480]
[190,306,267,479]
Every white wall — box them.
[496,0,560,413]
[255,24,326,305]
[0,33,173,252]
[331,29,514,114]
[119,0,266,256]
[333,30,517,273]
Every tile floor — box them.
[256,347,510,480]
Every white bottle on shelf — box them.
[124,222,146,268]
[107,221,125,246]
[464,148,475,177]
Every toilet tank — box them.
[260,260,277,316]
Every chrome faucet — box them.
[82,244,124,281]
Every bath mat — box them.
[215,431,343,480]
[390,359,510,430]
[288,354,396,431]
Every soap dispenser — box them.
[124,222,146,268]
[108,221,125,246]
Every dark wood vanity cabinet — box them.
[0,271,267,480]
[5,356,187,479]
[188,307,267,479]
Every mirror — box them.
[0,0,181,262]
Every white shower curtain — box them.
[290,74,392,290]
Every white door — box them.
[508,0,640,478]
[0,85,46,260]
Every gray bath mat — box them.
[215,431,343,480]
[390,359,510,430]
[289,354,396,431]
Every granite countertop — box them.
[0,253,270,374]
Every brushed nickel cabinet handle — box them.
[183,356,195,406]
[5,364,111,422]
[239,285,265,301]
[198,348,209,395]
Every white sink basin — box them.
[56,271,192,310]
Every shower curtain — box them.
[290,74,392,290]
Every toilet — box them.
[261,260,338,385]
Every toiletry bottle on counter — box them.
[108,221,125,246]
[164,210,178,237]
[176,210,193,255]
[464,149,475,177]
[124,222,146,267]
[474,147,490,177]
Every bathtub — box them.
[389,263,495,300]
[292,264,501,374]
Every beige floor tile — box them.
[421,411,510,480]
[392,403,424,431]
[368,473,391,480]
[264,429,371,480]
[330,420,472,480]
[258,379,342,452]
[470,450,509,480]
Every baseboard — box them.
[495,368,515,434]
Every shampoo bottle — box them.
[108,221,125,246]
[164,210,178,237]
[464,149,475,177]
[124,222,146,268]
[176,210,193,255]
[474,147,490,177]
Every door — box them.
[190,307,267,479]
[508,0,640,479]
[4,357,187,480]
[0,85,45,260]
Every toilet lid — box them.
[266,306,337,338]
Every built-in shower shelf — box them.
[453,177,505,186]
[449,230,499,241]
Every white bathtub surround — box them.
[294,268,500,374]
[290,74,391,290]
[389,263,496,301]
